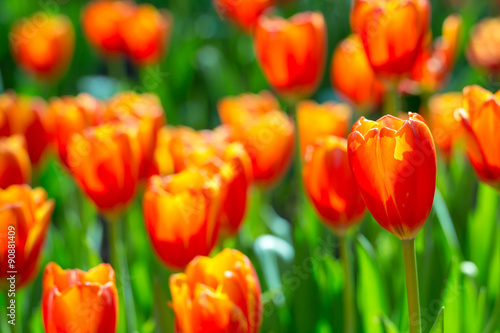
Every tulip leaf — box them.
[433,188,461,254]
[429,307,444,333]
[380,315,399,333]
[442,258,463,333]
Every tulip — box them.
[457,85,500,190]
[348,113,436,239]
[428,92,463,160]
[466,17,500,73]
[350,0,430,79]
[303,136,365,234]
[48,93,104,167]
[170,248,262,333]
[218,91,295,187]
[9,12,74,80]
[297,100,352,158]
[0,185,54,289]
[254,11,327,100]
[67,122,140,215]
[0,91,50,165]
[104,91,166,179]
[406,14,462,93]
[213,0,275,32]
[330,34,385,111]
[82,0,135,56]
[42,262,118,333]
[120,4,173,65]
[143,170,224,270]
[0,136,31,189]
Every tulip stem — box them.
[384,83,400,116]
[402,238,421,333]
[339,235,356,333]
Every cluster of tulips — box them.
[1,0,500,332]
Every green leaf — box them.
[380,315,399,333]
[429,307,444,333]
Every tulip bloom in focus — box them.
[254,12,327,100]
[82,0,135,56]
[213,0,275,32]
[105,92,166,179]
[9,13,74,80]
[0,185,54,289]
[297,100,351,157]
[218,91,294,187]
[428,92,463,160]
[0,92,50,165]
[143,170,224,270]
[457,86,500,190]
[68,122,140,215]
[170,249,262,333]
[466,17,500,74]
[330,34,385,110]
[303,136,365,234]
[48,93,104,167]
[350,0,430,79]
[120,4,173,65]
[0,136,31,189]
[348,113,436,239]
[406,14,462,93]
[42,262,118,333]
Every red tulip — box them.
[348,113,436,239]
[42,262,118,333]
[254,12,327,100]
[0,136,31,189]
[213,0,275,31]
[170,249,262,333]
[303,136,366,234]
[457,86,500,190]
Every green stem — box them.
[340,235,356,333]
[384,83,401,116]
[402,238,421,333]
[484,287,500,333]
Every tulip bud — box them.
[120,4,173,66]
[457,85,500,190]
[350,0,430,79]
[0,136,31,189]
[303,136,366,234]
[170,249,262,333]
[10,12,74,81]
[254,12,327,101]
[42,262,118,333]
[0,185,54,289]
[297,100,352,158]
[348,113,436,239]
[68,122,141,215]
[143,170,224,270]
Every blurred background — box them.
[0,0,499,332]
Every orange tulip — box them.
[120,4,173,65]
[428,92,463,160]
[348,113,436,239]
[82,0,135,56]
[9,12,74,80]
[143,170,224,270]
[303,136,366,234]
[213,0,275,32]
[48,93,104,167]
[406,14,462,93]
[254,12,327,100]
[297,100,352,158]
[350,0,430,79]
[218,91,295,187]
[68,122,140,215]
[0,185,54,289]
[0,92,49,165]
[457,86,500,190]
[466,17,500,73]
[0,136,31,189]
[104,91,166,179]
[331,34,385,111]
[42,262,118,333]
[170,248,262,333]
